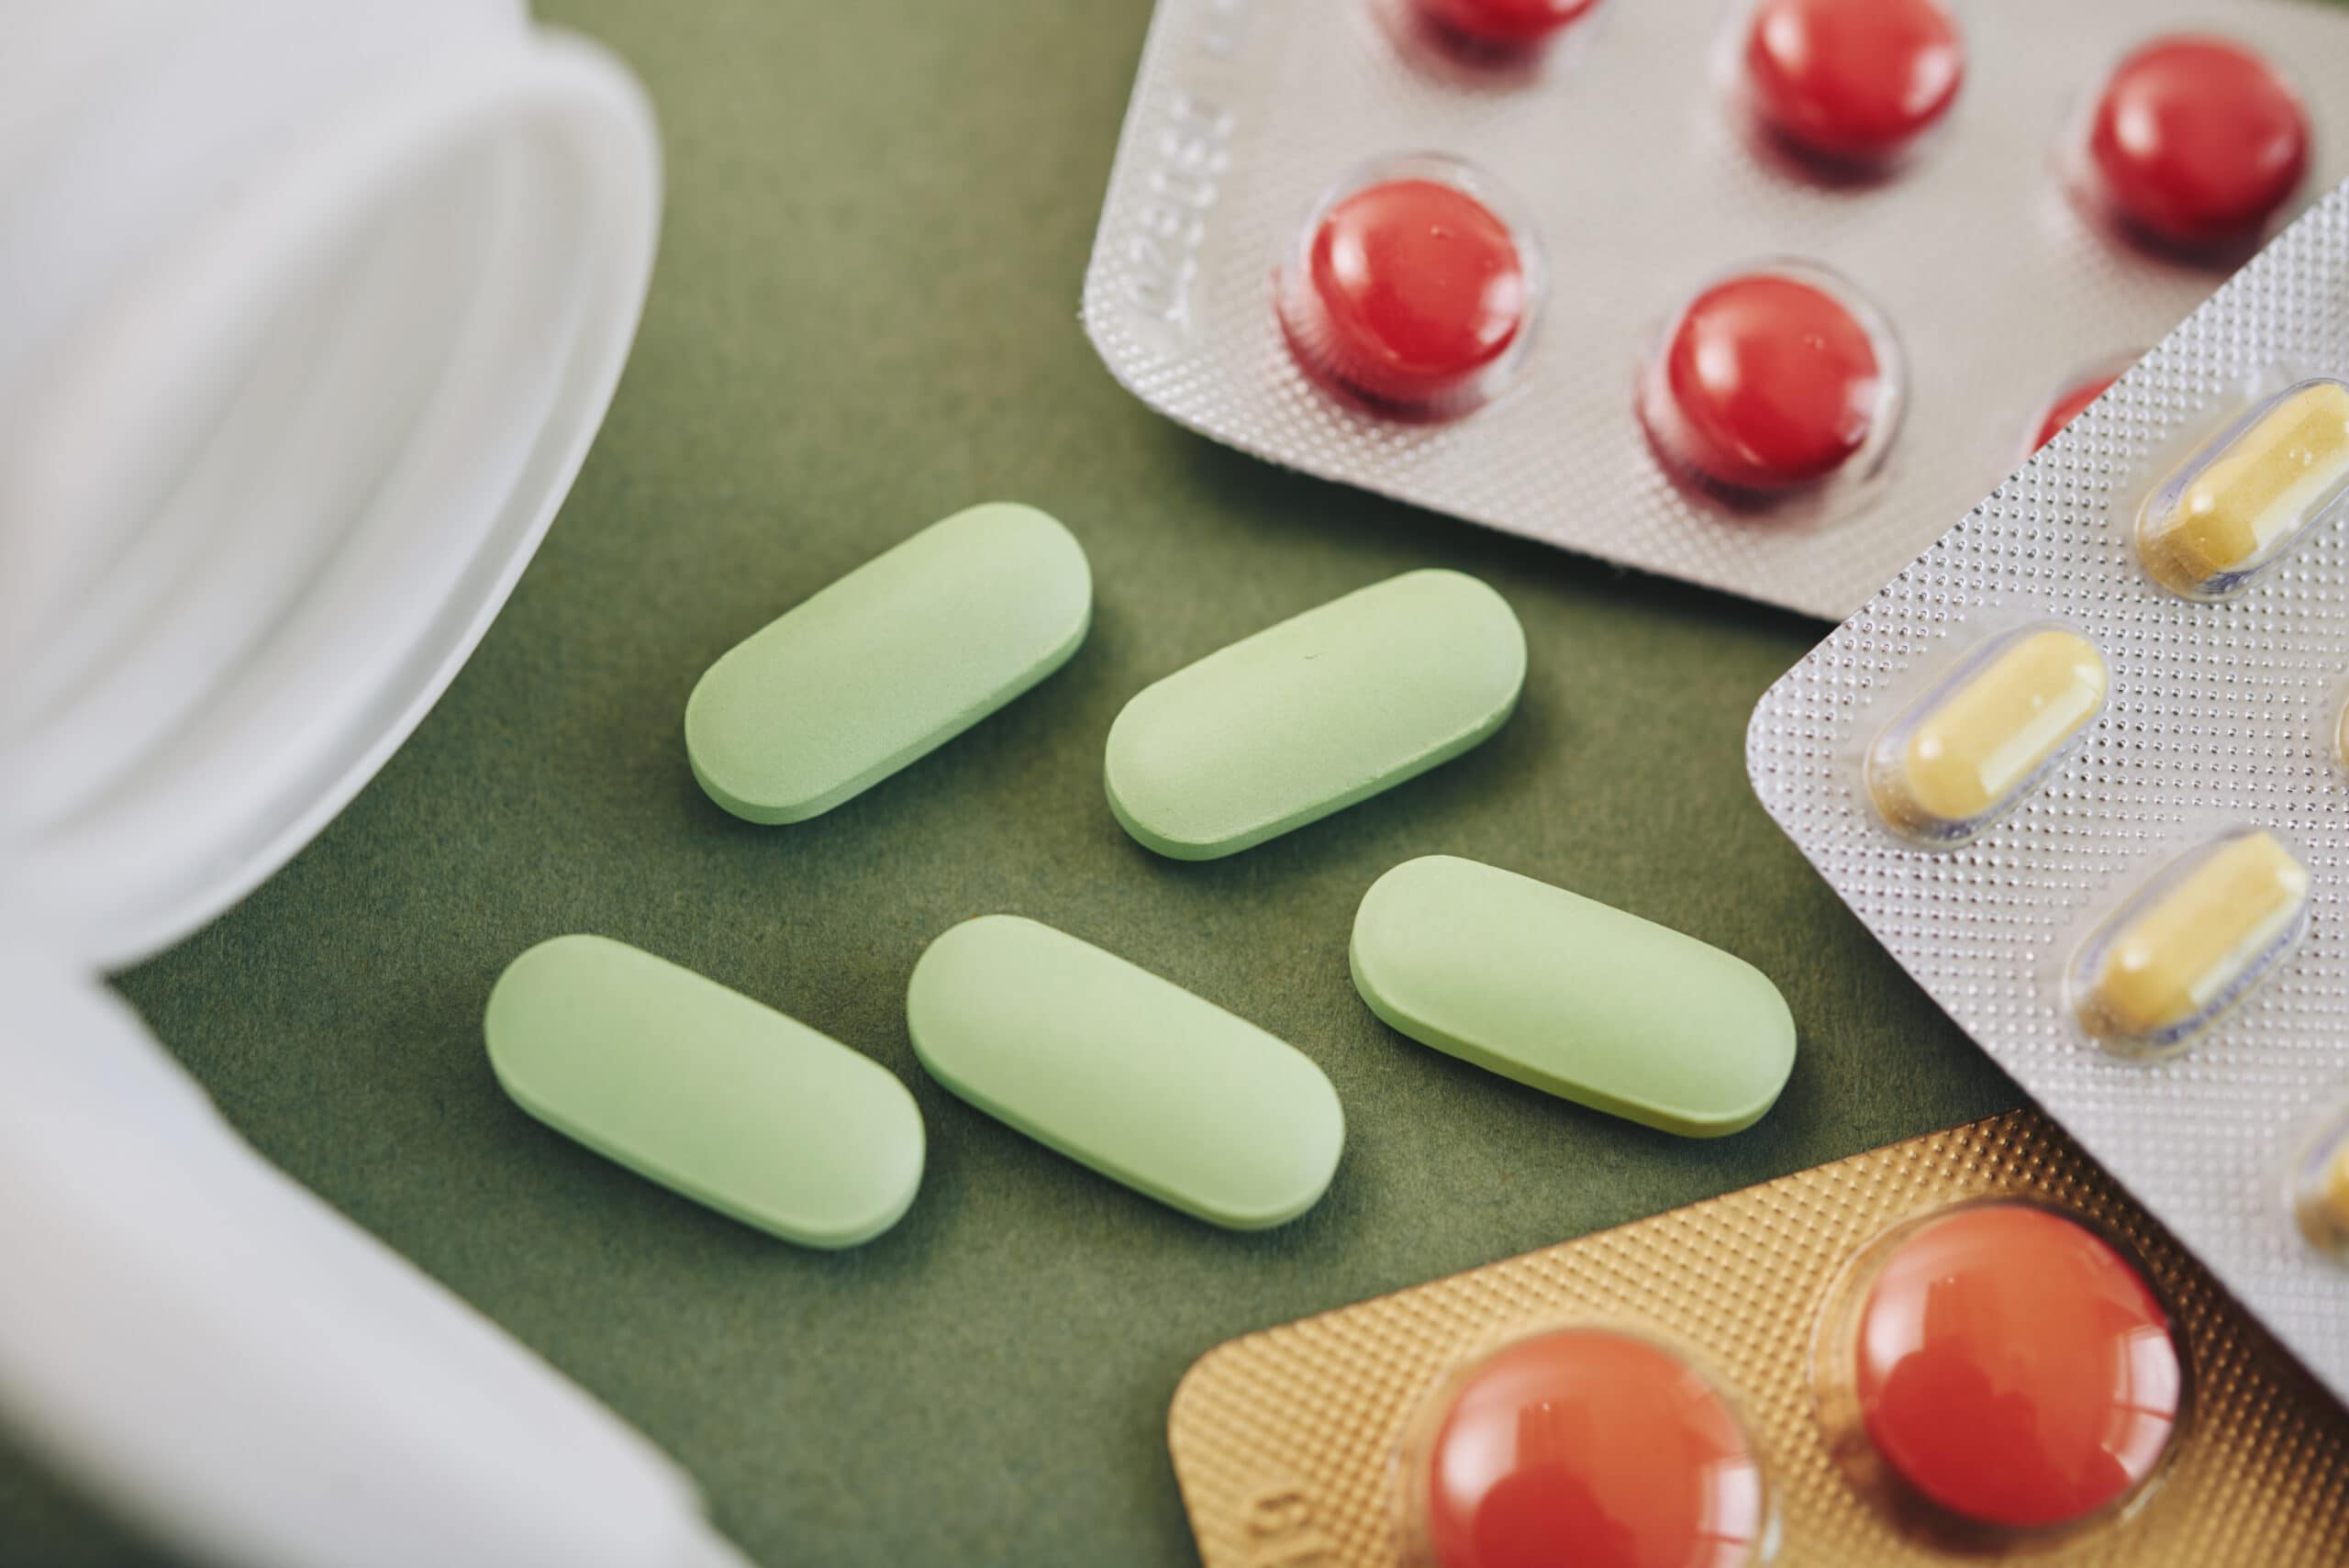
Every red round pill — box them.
[1279,160,1536,414]
[2031,371,2121,453]
[1854,1205,2181,1532]
[1413,0,1601,48]
[1743,0,1965,164]
[1416,1329,1767,1568]
[2083,35,2310,250]
[1641,267,1893,493]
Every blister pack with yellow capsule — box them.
[1749,183,2349,1407]
[1168,1111,2349,1568]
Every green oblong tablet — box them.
[1350,856,1796,1137]
[1103,569,1525,860]
[484,935,924,1248]
[906,916,1343,1229]
[686,502,1091,824]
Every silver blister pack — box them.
[1082,0,2349,618]
[1750,183,2349,1400]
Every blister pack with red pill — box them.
[1168,1111,2349,1568]
[1082,0,2349,617]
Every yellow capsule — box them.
[2289,1108,2349,1265]
[2138,379,2349,599]
[2321,1142,2349,1237]
[1865,627,2108,841]
[2075,829,2311,1055]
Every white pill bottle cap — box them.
[0,3,749,1565]
[5,0,658,959]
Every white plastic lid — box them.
[0,0,662,969]
[0,6,752,1563]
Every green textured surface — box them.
[685,501,1092,824]
[1104,569,1526,859]
[1350,855,1797,1137]
[0,0,2034,1563]
[908,916,1346,1229]
[485,934,926,1248]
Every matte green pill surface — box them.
[1103,570,1524,860]
[484,935,924,1248]
[1351,856,1796,1137]
[686,502,1091,824]
[906,916,1344,1229]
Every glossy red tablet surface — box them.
[1415,0,1600,47]
[1420,1329,1765,1568]
[1283,174,1530,412]
[1645,271,1886,492]
[1855,1205,2181,1531]
[2085,36,2309,250]
[2032,372,2121,453]
[1744,0,1964,163]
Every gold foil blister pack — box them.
[1167,1112,2349,1567]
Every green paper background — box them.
[8,0,2149,1561]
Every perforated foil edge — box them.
[1167,1111,2349,1567]
[1082,0,2349,619]
[1747,185,2349,1402]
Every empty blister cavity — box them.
[906,916,1344,1229]
[1639,261,1902,499]
[2072,34,2310,256]
[1812,1203,2183,1546]
[1106,571,1524,860]
[484,935,925,1249]
[1393,1327,1776,1568]
[1275,154,1544,417]
[2134,379,2349,601]
[1350,855,1796,1136]
[685,502,1091,823]
[1738,0,1965,171]
[1864,625,2107,845]
[2068,828,2311,1060]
